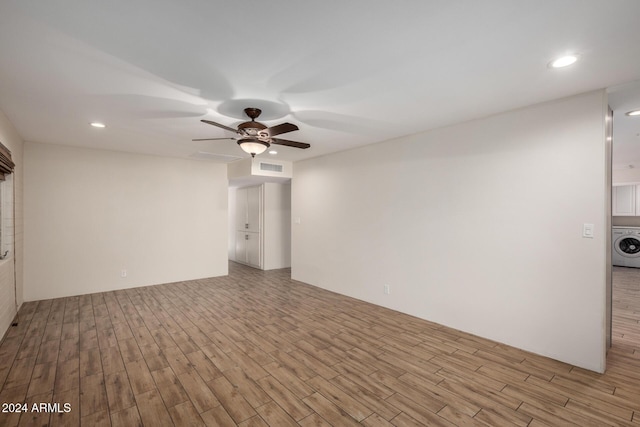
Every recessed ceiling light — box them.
[268,150,277,155]
[626,110,640,117]
[90,122,106,128]
[549,55,578,68]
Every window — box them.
[0,173,13,259]
[0,141,15,260]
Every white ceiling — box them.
[1,1,640,164]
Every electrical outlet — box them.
[121,269,127,278]
[384,284,391,295]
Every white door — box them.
[233,186,262,268]
[235,231,248,263]
[247,186,261,232]
[246,232,261,267]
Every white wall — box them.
[292,90,609,372]
[0,110,23,340]
[24,142,228,300]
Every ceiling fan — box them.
[194,107,310,157]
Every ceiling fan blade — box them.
[271,138,310,149]
[192,137,235,141]
[201,119,237,133]
[265,122,299,137]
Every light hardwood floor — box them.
[0,262,639,426]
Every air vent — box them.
[259,162,283,173]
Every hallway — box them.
[611,266,640,355]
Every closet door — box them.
[235,232,260,267]
[236,188,249,231]
[235,231,248,263]
[247,186,261,232]
[246,232,261,267]
[234,185,262,268]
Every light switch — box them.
[582,223,594,238]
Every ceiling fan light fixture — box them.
[238,138,269,157]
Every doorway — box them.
[608,81,640,360]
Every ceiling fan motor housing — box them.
[238,120,267,137]
[239,108,270,138]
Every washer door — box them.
[614,234,640,258]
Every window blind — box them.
[0,142,14,180]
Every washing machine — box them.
[612,226,640,267]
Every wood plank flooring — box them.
[0,262,639,426]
